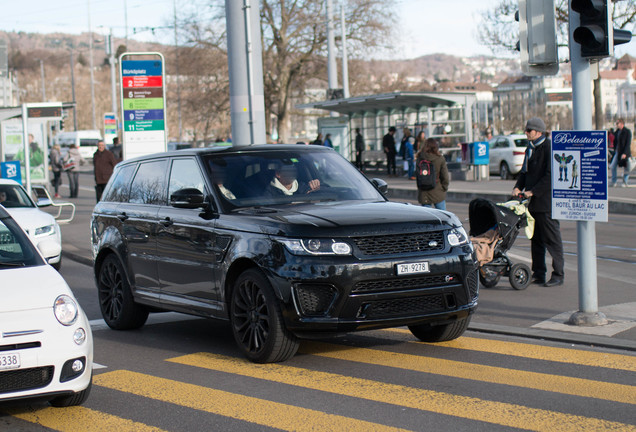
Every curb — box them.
[469,322,636,352]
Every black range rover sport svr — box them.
[91,145,479,363]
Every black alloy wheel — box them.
[97,254,148,330]
[230,269,299,363]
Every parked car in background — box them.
[54,130,102,161]
[488,134,528,180]
[91,145,479,363]
[0,204,93,406]
[0,179,62,270]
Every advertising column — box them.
[120,53,167,160]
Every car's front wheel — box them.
[97,254,148,330]
[408,316,471,342]
[230,269,299,363]
[49,380,92,407]
[500,162,511,180]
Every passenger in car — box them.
[265,163,320,196]
[0,191,6,203]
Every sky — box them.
[0,0,635,60]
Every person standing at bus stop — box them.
[382,126,397,176]
[93,140,117,202]
[513,117,564,287]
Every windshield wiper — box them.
[0,261,26,267]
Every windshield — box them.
[0,216,42,268]
[203,149,386,210]
[0,184,36,208]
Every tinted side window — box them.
[103,164,137,202]
[168,158,206,198]
[129,160,169,205]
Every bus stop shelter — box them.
[297,91,478,161]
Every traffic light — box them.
[517,0,559,76]
[572,0,632,59]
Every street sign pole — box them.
[567,4,607,326]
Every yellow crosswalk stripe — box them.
[169,352,636,432]
[94,370,411,432]
[5,406,167,432]
[299,341,636,405]
[386,328,636,372]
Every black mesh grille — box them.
[467,270,479,300]
[0,342,41,352]
[0,366,54,394]
[295,284,337,316]
[353,274,459,293]
[352,232,445,256]
[362,294,445,319]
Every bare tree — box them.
[178,0,396,142]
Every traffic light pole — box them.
[567,6,607,326]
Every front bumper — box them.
[0,307,93,402]
[268,245,479,334]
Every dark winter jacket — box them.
[416,151,449,205]
[514,136,552,213]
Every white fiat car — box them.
[0,205,92,406]
[0,179,62,270]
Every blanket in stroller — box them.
[471,229,499,266]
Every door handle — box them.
[117,212,129,221]
[160,217,173,227]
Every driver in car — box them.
[0,191,6,204]
[265,163,320,196]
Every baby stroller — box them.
[468,197,532,290]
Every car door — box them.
[156,157,221,312]
[488,138,501,173]
[121,159,168,298]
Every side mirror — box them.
[370,178,388,195]
[170,188,207,209]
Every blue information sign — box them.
[551,130,608,222]
[121,60,163,77]
[124,109,165,121]
[1,161,22,184]
[472,141,489,166]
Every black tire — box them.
[230,269,299,363]
[409,316,471,342]
[509,263,531,290]
[500,162,510,180]
[479,267,501,288]
[50,380,92,407]
[97,254,148,330]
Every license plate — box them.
[0,353,20,370]
[396,262,430,275]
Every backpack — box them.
[416,159,436,191]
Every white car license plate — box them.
[0,353,20,370]
[396,262,430,275]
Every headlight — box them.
[279,239,352,255]
[35,224,55,236]
[447,227,469,246]
[54,295,78,326]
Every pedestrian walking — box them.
[405,136,415,179]
[49,144,63,198]
[513,117,564,287]
[93,140,117,202]
[610,118,632,187]
[416,138,449,209]
[64,144,86,198]
[110,137,123,162]
[382,126,397,176]
[354,128,365,170]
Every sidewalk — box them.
[56,171,636,352]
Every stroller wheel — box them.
[509,263,531,290]
[479,267,501,288]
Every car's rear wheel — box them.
[97,254,148,330]
[408,316,471,342]
[500,162,510,180]
[230,269,299,363]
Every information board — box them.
[120,53,167,160]
[551,130,608,222]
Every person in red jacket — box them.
[93,140,117,202]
